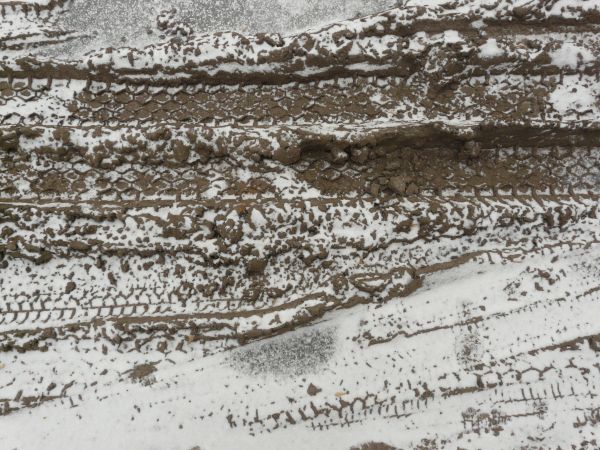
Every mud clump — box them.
[64,281,76,294]
[247,257,268,275]
[128,363,157,386]
[307,383,321,396]
[350,443,398,450]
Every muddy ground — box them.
[1,0,600,449]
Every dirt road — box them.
[1,1,600,448]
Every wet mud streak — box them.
[1,0,600,449]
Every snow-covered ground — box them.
[1,1,600,449]
[36,0,394,58]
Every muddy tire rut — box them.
[1,1,600,449]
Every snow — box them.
[1,0,600,448]
[479,38,504,59]
[550,42,595,68]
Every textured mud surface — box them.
[1,0,600,449]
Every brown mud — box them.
[1,1,600,448]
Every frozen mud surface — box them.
[1,0,600,449]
